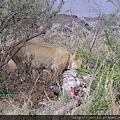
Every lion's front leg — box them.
[50,57,67,88]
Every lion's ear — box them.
[73,53,78,60]
[73,53,78,57]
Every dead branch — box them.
[89,23,101,52]
[0,6,26,33]
[0,0,64,71]
[0,33,40,69]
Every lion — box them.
[10,42,82,85]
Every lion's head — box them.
[70,54,82,69]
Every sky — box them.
[55,0,119,17]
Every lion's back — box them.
[11,42,71,70]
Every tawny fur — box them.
[10,42,82,84]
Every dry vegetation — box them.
[0,0,120,115]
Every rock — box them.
[50,85,60,96]
[51,14,91,33]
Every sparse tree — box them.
[0,0,64,68]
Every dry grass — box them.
[0,15,120,115]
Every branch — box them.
[0,7,24,32]
[0,32,41,68]
[0,0,64,68]
[89,23,101,52]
